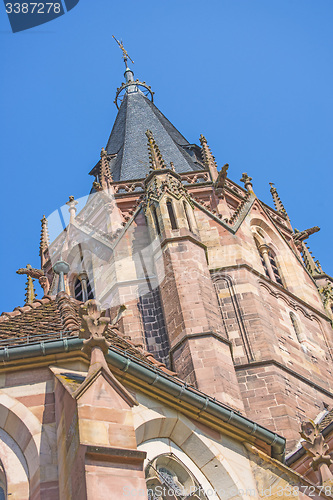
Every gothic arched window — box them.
[74,278,83,301]
[290,312,305,347]
[256,242,283,286]
[74,275,94,302]
[151,205,161,236]
[166,200,178,230]
[268,250,283,286]
[145,453,208,500]
[183,201,193,232]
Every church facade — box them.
[0,56,333,499]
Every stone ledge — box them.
[170,330,232,355]
[86,445,146,464]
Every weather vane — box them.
[112,36,134,68]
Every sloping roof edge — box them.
[0,336,286,462]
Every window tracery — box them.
[252,228,284,286]
[145,453,208,500]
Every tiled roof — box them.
[0,296,68,340]
[0,294,174,375]
[105,92,204,181]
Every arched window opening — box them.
[258,249,270,280]
[74,275,94,302]
[166,200,178,230]
[269,250,283,286]
[256,240,283,286]
[74,278,83,301]
[86,279,94,299]
[151,205,161,235]
[183,201,193,232]
[145,453,208,500]
[290,312,305,348]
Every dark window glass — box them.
[152,206,161,235]
[87,279,94,300]
[269,251,283,285]
[74,278,83,301]
[167,200,177,230]
[259,252,270,279]
[74,277,94,301]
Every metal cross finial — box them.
[112,35,134,68]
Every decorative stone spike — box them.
[229,191,251,225]
[24,265,36,304]
[145,130,166,170]
[39,215,50,267]
[199,134,218,181]
[269,183,287,214]
[98,147,113,189]
[299,241,321,276]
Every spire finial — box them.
[199,134,218,181]
[240,173,253,191]
[66,196,78,223]
[145,130,166,170]
[39,215,50,268]
[113,35,134,70]
[24,264,37,304]
[269,183,287,214]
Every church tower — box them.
[33,54,333,453]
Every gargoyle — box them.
[293,226,320,246]
[214,163,229,193]
[16,265,44,279]
[17,265,49,295]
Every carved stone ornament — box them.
[79,299,111,355]
[300,420,333,486]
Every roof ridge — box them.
[56,292,81,332]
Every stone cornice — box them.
[169,330,232,355]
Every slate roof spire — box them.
[95,45,205,182]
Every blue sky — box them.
[1,0,332,312]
